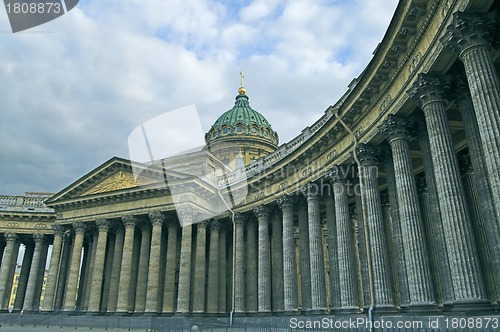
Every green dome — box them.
[205,91,279,147]
[213,94,272,128]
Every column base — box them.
[405,303,439,313]
[283,309,299,315]
[306,308,329,315]
[447,299,493,312]
[256,310,273,316]
[337,306,363,314]
[371,304,398,314]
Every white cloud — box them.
[0,0,398,195]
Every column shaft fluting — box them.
[324,193,340,310]
[116,216,137,313]
[145,212,164,313]
[42,226,64,311]
[379,119,435,305]
[218,224,227,313]
[63,223,86,311]
[107,225,124,312]
[416,125,454,305]
[254,206,272,313]
[456,86,500,301]
[134,223,151,313]
[54,233,72,311]
[442,12,500,226]
[88,220,110,312]
[234,213,246,313]
[305,186,327,312]
[82,233,98,310]
[193,222,208,313]
[297,201,311,311]
[246,219,258,312]
[278,198,299,312]
[271,211,284,312]
[409,75,486,302]
[383,153,410,307]
[207,221,220,313]
[358,150,395,308]
[176,220,194,313]
[162,220,178,313]
[460,157,498,301]
[0,234,17,309]
[330,169,359,309]
[23,234,45,311]
[14,242,34,311]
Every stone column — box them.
[455,82,500,301]
[162,219,179,313]
[192,221,208,313]
[277,197,299,313]
[246,218,258,313]
[416,176,445,306]
[176,210,196,314]
[87,219,110,313]
[145,211,164,313]
[254,206,272,313]
[116,215,137,313]
[134,222,151,313]
[63,222,86,312]
[82,232,98,311]
[107,224,124,313]
[304,184,327,312]
[382,150,409,308]
[218,223,227,313]
[297,200,311,311]
[271,210,284,312]
[379,118,435,306]
[54,231,72,311]
[324,192,340,310]
[409,74,486,303]
[100,231,115,311]
[207,220,220,313]
[460,154,498,301]
[233,213,246,313]
[442,11,500,226]
[416,122,454,305]
[33,239,49,311]
[0,233,17,310]
[22,233,45,312]
[357,145,394,308]
[41,225,64,311]
[329,168,359,310]
[14,241,34,312]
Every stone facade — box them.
[0,0,499,321]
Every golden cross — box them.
[240,70,245,86]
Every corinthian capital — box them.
[277,196,295,211]
[407,74,449,108]
[254,205,271,218]
[379,115,411,143]
[440,11,497,58]
[355,143,379,166]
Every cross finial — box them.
[240,70,245,87]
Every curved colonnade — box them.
[0,0,499,317]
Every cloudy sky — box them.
[0,0,398,196]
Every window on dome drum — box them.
[223,127,229,134]
[236,124,243,133]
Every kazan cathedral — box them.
[1,0,500,329]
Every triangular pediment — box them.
[81,170,152,195]
[45,157,168,205]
